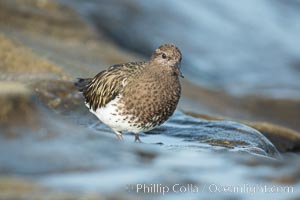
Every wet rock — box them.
[0,0,141,81]
[181,81,300,133]
[155,112,281,159]
[244,122,300,153]
[0,177,102,200]
[0,34,68,81]
[0,1,299,199]
[32,80,80,113]
[0,82,39,137]
[186,112,300,153]
[0,0,97,41]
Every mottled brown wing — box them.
[82,62,145,111]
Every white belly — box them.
[86,96,153,133]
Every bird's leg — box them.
[114,131,124,140]
[134,133,142,143]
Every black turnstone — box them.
[75,44,183,142]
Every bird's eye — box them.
[162,53,167,59]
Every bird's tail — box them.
[75,78,92,92]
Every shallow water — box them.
[1,103,298,199]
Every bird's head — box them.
[151,44,184,78]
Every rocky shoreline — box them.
[0,0,299,199]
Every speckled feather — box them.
[76,44,183,140]
[76,62,145,111]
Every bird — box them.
[75,44,183,142]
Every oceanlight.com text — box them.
[126,183,294,195]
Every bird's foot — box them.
[114,131,124,140]
[135,133,142,143]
